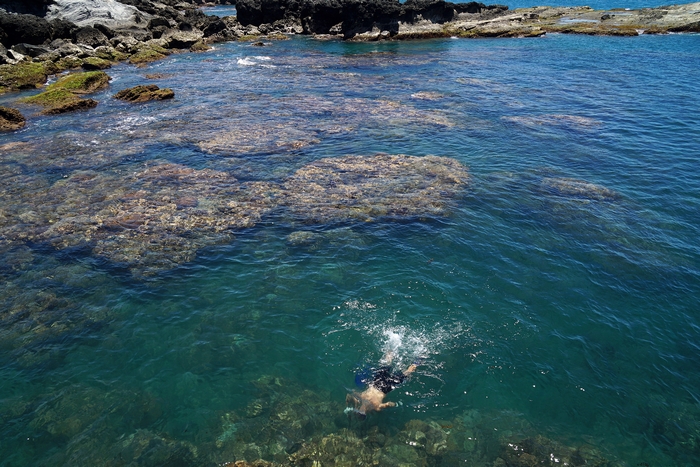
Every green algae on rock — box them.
[21,71,110,114]
[114,84,175,103]
[0,61,57,94]
[46,70,111,94]
[81,57,113,70]
[128,44,171,65]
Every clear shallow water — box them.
[1,33,699,466]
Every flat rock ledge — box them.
[114,84,175,102]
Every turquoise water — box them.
[1,32,700,466]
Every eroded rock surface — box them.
[0,106,25,130]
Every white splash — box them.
[237,58,257,66]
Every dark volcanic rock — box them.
[114,84,175,102]
[401,0,455,24]
[0,11,54,47]
[300,0,344,34]
[0,106,26,131]
[342,0,402,37]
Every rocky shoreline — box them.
[1,0,699,99]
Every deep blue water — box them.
[1,32,700,467]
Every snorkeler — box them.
[345,352,419,419]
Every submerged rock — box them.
[281,154,469,223]
[114,84,175,102]
[541,177,620,201]
[289,430,380,466]
[0,106,26,131]
[496,434,614,467]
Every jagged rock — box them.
[401,0,456,24]
[72,25,110,48]
[114,84,175,102]
[0,107,26,131]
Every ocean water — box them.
[1,32,699,467]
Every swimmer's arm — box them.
[378,401,396,410]
[403,363,418,375]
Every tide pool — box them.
[1,32,699,466]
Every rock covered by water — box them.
[540,177,620,202]
[0,151,469,275]
[282,154,470,223]
[496,434,614,467]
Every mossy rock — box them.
[82,57,113,70]
[23,88,77,107]
[56,56,85,71]
[22,71,109,114]
[114,84,174,103]
[94,48,130,62]
[23,89,97,115]
[189,40,212,52]
[47,71,110,94]
[0,61,56,94]
[129,45,170,65]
